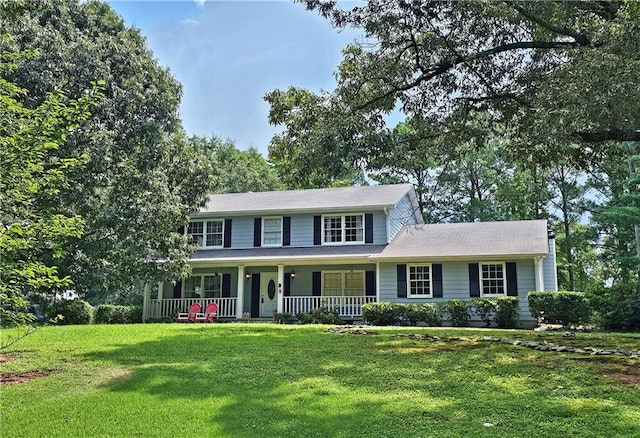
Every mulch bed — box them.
[0,353,58,385]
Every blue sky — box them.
[106,0,361,155]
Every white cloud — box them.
[193,0,205,6]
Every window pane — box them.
[187,222,204,246]
[481,264,505,295]
[344,272,364,296]
[324,216,342,243]
[203,275,221,298]
[344,215,363,242]
[263,218,282,245]
[323,272,343,295]
[206,220,223,247]
[184,276,201,298]
[409,265,431,296]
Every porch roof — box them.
[370,220,549,260]
[190,244,387,263]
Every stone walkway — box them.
[327,327,640,359]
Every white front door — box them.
[260,273,278,317]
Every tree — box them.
[1,1,212,302]
[0,43,97,325]
[189,136,284,194]
[591,144,640,286]
[294,0,639,163]
[265,86,375,189]
[548,162,591,290]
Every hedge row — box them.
[362,297,520,328]
[527,291,590,327]
[46,299,142,325]
[95,304,142,324]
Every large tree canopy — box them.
[272,0,639,167]
[0,1,211,301]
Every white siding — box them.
[230,216,254,248]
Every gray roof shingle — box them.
[371,220,549,259]
[200,184,414,215]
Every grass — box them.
[1,324,639,438]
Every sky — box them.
[105,0,362,155]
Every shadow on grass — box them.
[82,325,640,437]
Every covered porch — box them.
[142,260,379,321]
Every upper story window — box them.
[187,220,223,248]
[408,264,432,298]
[480,262,506,296]
[322,214,364,244]
[262,217,282,246]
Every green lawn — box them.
[1,324,639,438]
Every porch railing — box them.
[283,295,376,318]
[148,297,237,320]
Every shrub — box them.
[416,303,442,327]
[296,312,312,324]
[494,297,520,328]
[95,304,142,324]
[274,312,295,324]
[586,282,640,331]
[528,291,591,327]
[47,299,93,325]
[471,298,496,327]
[437,300,471,327]
[296,305,341,324]
[362,302,400,325]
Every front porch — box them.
[144,295,376,321]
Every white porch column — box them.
[237,266,245,320]
[142,282,151,322]
[277,264,284,314]
[534,257,545,291]
[375,261,380,301]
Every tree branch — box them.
[511,3,591,46]
[355,40,582,111]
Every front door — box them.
[260,273,278,317]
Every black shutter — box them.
[312,271,321,296]
[253,218,261,247]
[283,216,291,246]
[432,264,443,297]
[506,262,518,296]
[223,219,232,248]
[177,226,185,235]
[173,281,182,298]
[284,273,291,296]
[397,264,407,298]
[222,273,231,297]
[365,213,374,243]
[250,274,260,318]
[313,216,322,245]
[365,271,376,296]
[469,263,480,297]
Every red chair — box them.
[177,303,201,323]
[197,302,218,323]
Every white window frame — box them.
[186,219,224,248]
[407,264,433,298]
[182,274,222,298]
[479,262,507,297]
[321,270,366,296]
[262,216,283,247]
[321,213,365,245]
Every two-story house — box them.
[142,184,557,323]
